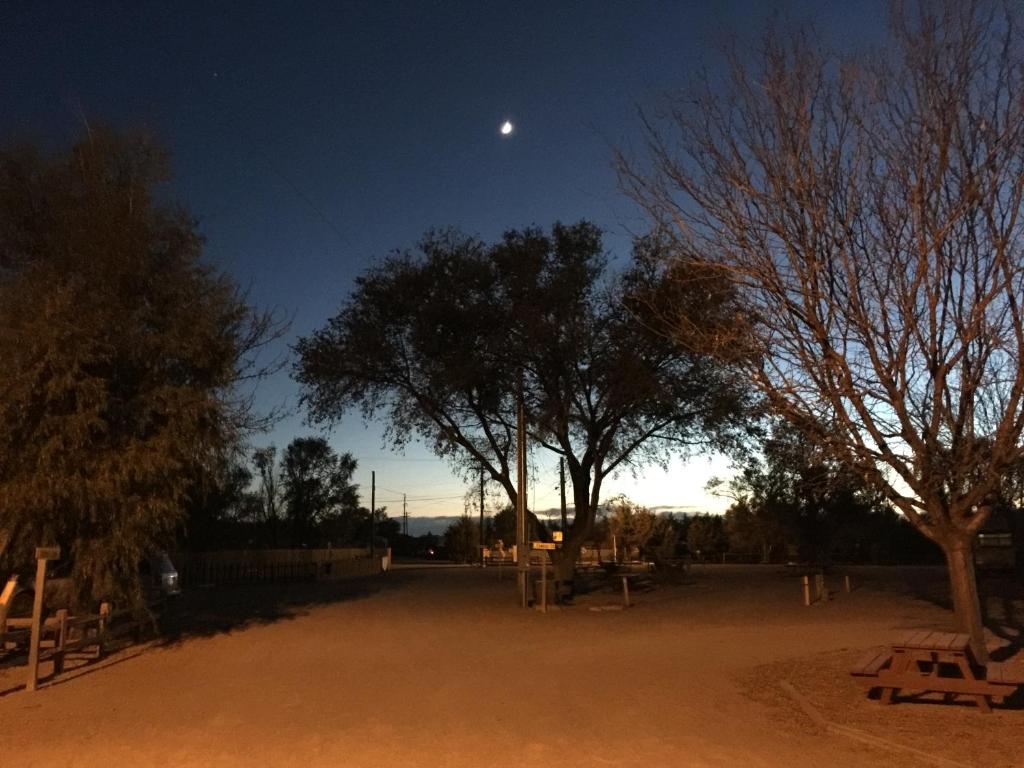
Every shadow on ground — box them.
[865,681,1024,710]
[156,571,412,646]
[980,574,1024,662]
[859,565,1024,661]
[0,572,412,697]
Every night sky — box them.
[2,1,887,522]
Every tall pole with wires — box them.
[370,470,376,560]
[516,378,529,607]
[479,467,486,566]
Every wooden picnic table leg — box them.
[952,652,992,713]
[880,650,911,705]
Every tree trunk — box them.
[545,463,599,585]
[941,535,988,663]
[552,539,581,582]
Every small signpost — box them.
[530,542,558,612]
[27,546,60,692]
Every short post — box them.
[53,608,68,675]
[622,575,631,608]
[802,575,812,607]
[98,601,111,644]
[0,574,19,632]
[27,546,60,692]
[816,573,825,601]
[541,564,548,614]
[844,574,851,593]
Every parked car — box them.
[140,551,181,600]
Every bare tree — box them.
[621,1,1024,659]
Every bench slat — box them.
[987,662,1024,685]
[850,649,891,676]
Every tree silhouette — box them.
[295,222,750,580]
[280,437,359,546]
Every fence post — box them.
[622,575,631,608]
[27,546,59,692]
[802,575,812,606]
[844,574,851,593]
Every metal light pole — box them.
[370,470,376,560]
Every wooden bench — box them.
[985,661,1024,686]
[850,648,892,678]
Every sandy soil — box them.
[1,564,1021,768]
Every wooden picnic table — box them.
[850,630,1024,713]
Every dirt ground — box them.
[2,564,1021,768]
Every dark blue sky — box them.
[1,0,887,518]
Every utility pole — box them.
[402,494,408,537]
[516,386,529,607]
[370,470,376,559]
[560,457,567,534]
[479,467,486,566]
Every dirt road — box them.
[1,565,1019,767]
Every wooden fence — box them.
[170,548,384,588]
[3,599,140,691]
[2,546,389,692]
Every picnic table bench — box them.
[850,630,1024,713]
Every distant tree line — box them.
[182,435,399,551]
[442,484,940,568]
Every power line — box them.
[353,456,447,463]
[374,494,465,503]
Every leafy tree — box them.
[685,514,727,563]
[181,452,254,551]
[343,506,398,548]
[0,129,282,607]
[490,506,516,548]
[252,445,283,546]
[723,499,789,564]
[621,1,1023,659]
[604,495,678,562]
[280,437,359,546]
[444,515,481,563]
[295,222,750,581]
[371,509,400,545]
[714,421,895,564]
